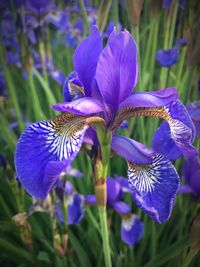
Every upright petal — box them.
[111,136,155,164]
[68,193,85,225]
[128,154,179,223]
[73,26,102,96]
[96,29,138,116]
[15,114,104,198]
[121,214,144,246]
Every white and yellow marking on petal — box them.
[30,113,104,161]
[128,154,169,193]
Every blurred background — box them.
[0,0,200,266]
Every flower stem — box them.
[96,129,112,267]
[98,205,112,267]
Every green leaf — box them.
[143,236,192,267]
[68,230,92,267]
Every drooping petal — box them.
[62,71,84,102]
[119,87,178,111]
[167,100,197,158]
[115,99,197,159]
[52,97,104,116]
[156,47,179,67]
[121,214,144,246]
[111,136,155,165]
[15,114,104,198]
[112,201,131,214]
[73,25,102,96]
[128,154,179,223]
[152,121,182,160]
[96,29,138,116]
[68,193,85,225]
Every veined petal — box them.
[73,25,102,96]
[52,97,104,115]
[152,121,182,160]
[128,154,179,223]
[111,136,155,164]
[114,100,197,159]
[96,29,138,116]
[15,113,104,198]
[121,214,144,246]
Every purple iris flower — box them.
[156,38,188,68]
[178,156,200,197]
[156,47,179,67]
[121,214,144,246]
[56,181,85,225]
[15,26,196,223]
[186,101,200,138]
[153,100,199,160]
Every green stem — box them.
[96,129,112,267]
[98,205,112,267]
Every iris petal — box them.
[96,29,138,116]
[128,154,179,223]
[52,97,104,116]
[68,194,85,225]
[73,25,102,97]
[152,121,182,160]
[15,113,104,198]
[111,136,155,165]
[115,99,197,159]
[112,201,131,214]
[121,214,144,246]
[62,71,84,102]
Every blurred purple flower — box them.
[178,156,200,197]
[56,180,85,225]
[186,101,200,138]
[156,47,179,67]
[121,214,144,246]
[163,0,186,9]
[156,37,188,67]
